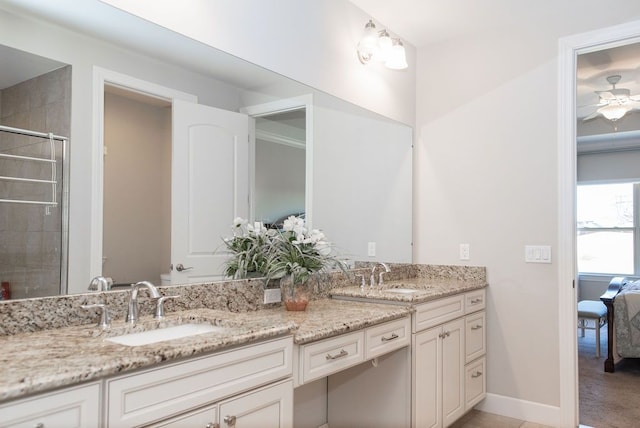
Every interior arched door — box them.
[171,99,249,283]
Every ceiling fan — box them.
[583,75,640,123]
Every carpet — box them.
[579,327,640,427]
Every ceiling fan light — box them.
[385,38,408,70]
[598,103,631,121]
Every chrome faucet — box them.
[370,262,390,287]
[88,276,112,291]
[126,281,161,323]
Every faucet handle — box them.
[154,295,180,319]
[379,271,388,286]
[81,303,111,329]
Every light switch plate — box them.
[525,245,552,263]
[459,243,470,260]
[368,242,376,257]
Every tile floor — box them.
[449,410,552,428]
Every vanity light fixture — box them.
[357,19,408,70]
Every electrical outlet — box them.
[368,242,376,257]
[263,288,281,304]
[459,243,470,260]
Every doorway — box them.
[558,19,640,427]
[102,85,171,286]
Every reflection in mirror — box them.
[0,45,70,299]
[254,109,306,227]
[0,3,412,299]
[102,85,172,287]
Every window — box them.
[577,182,637,274]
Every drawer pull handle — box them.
[326,349,349,360]
[470,298,483,304]
[471,371,483,378]
[381,333,399,342]
[224,415,236,426]
[34,424,44,428]
[471,324,483,330]
[205,423,219,428]
[439,331,451,339]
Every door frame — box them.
[558,20,640,426]
[90,67,197,278]
[240,94,314,228]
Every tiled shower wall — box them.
[0,66,71,299]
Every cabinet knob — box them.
[471,371,483,378]
[224,415,236,426]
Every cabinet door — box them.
[147,404,217,428]
[442,318,465,428]
[218,379,293,428]
[413,327,441,428]
[0,382,100,428]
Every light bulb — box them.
[385,39,408,70]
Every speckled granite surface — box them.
[331,264,487,304]
[0,263,484,403]
[0,278,269,336]
[331,277,487,304]
[0,299,411,402]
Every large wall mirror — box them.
[0,1,413,298]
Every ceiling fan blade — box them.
[582,111,601,121]
[596,90,615,100]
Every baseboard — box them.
[474,393,560,427]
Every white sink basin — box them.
[106,323,227,346]
[384,288,418,294]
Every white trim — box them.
[255,128,305,149]
[475,393,560,427]
[90,67,197,278]
[558,20,640,428]
[240,95,314,228]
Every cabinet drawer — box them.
[299,331,365,384]
[413,294,465,332]
[465,357,486,410]
[465,311,486,363]
[147,404,217,428]
[107,336,292,427]
[465,289,486,314]
[0,382,100,428]
[365,317,411,359]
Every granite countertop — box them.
[331,278,487,304]
[0,299,411,402]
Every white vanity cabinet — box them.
[412,289,486,428]
[0,382,101,428]
[293,316,412,428]
[106,336,293,428]
[150,379,293,428]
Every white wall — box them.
[101,0,416,127]
[414,4,640,423]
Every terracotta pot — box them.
[280,275,310,311]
